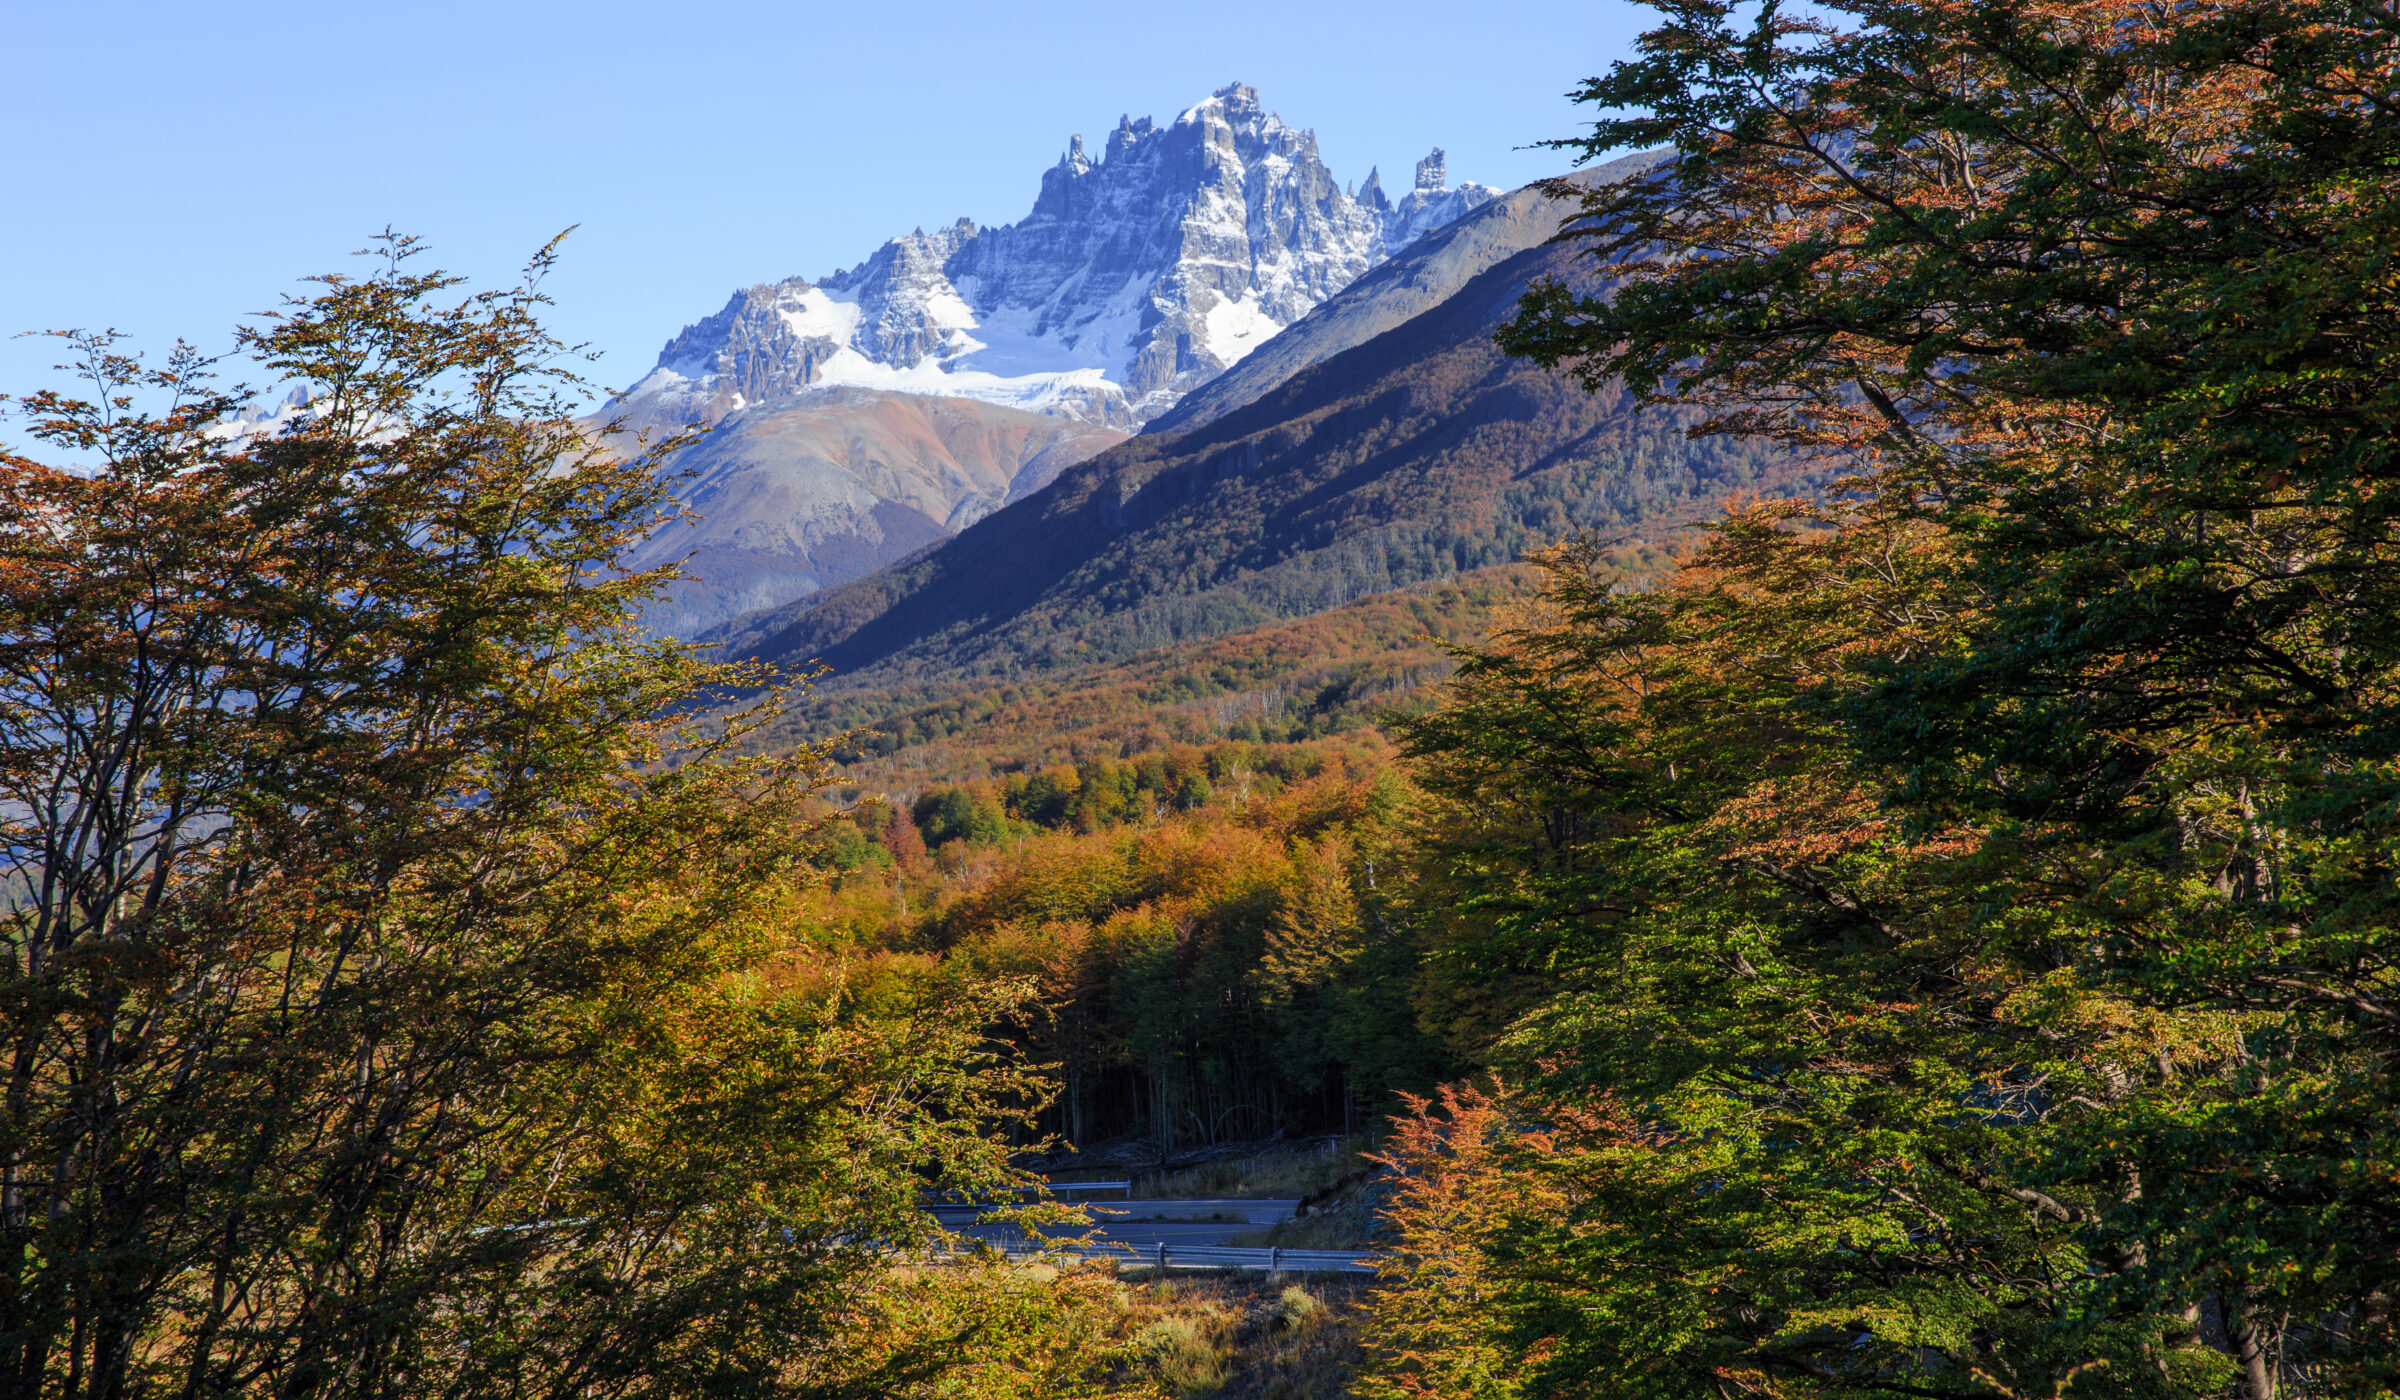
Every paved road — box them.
[930,1198,1298,1251]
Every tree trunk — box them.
[2225,1290,2275,1400]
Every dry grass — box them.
[1112,1271,1368,1399]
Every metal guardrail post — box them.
[934,1236,1372,1276]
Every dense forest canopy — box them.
[6,0,2397,1395]
[1376,0,2400,1396]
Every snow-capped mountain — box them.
[618,83,1500,430]
[1359,149,1497,256]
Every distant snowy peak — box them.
[621,82,1501,428]
[1358,149,1505,256]
[630,276,1123,429]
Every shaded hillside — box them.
[718,238,1811,686]
[603,388,1123,637]
[1141,151,1667,437]
[745,566,1547,784]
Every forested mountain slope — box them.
[717,238,1811,687]
[739,566,1542,776]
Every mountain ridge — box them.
[610,389,1125,638]
[589,83,1530,639]
[708,233,1812,689]
[1141,150,1668,438]
[615,83,1499,433]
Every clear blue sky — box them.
[1,1,1652,415]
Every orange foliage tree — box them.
[0,240,1081,1400]
[1389,1,2400,1395]
[1356,1081,1566,1400]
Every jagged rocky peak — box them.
[619,82,1504,429]
[1106,112,1156,161]
[1378,147,1499,255]
[1358,165,1391,212]
[630,278,843,424]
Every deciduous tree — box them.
[1396,2,2400,1393]
[0,237,1047,1399]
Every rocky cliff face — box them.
[618,83,1499,431]
[1146,151,1670,437]
[1358,148,1501,256]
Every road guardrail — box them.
[972,1237,1374,1274]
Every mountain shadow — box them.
[713,237,1815,688]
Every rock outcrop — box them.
[1145,150,1669,437]
[616,84,1501,431]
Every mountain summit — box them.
[617,84,1499,431]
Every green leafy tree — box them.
[1394,1,2400,1395]
[1400,514,2138,1398]
[0,238,1050,1399]
[916,784,1011,848]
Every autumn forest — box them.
[6,2,2399,1397]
